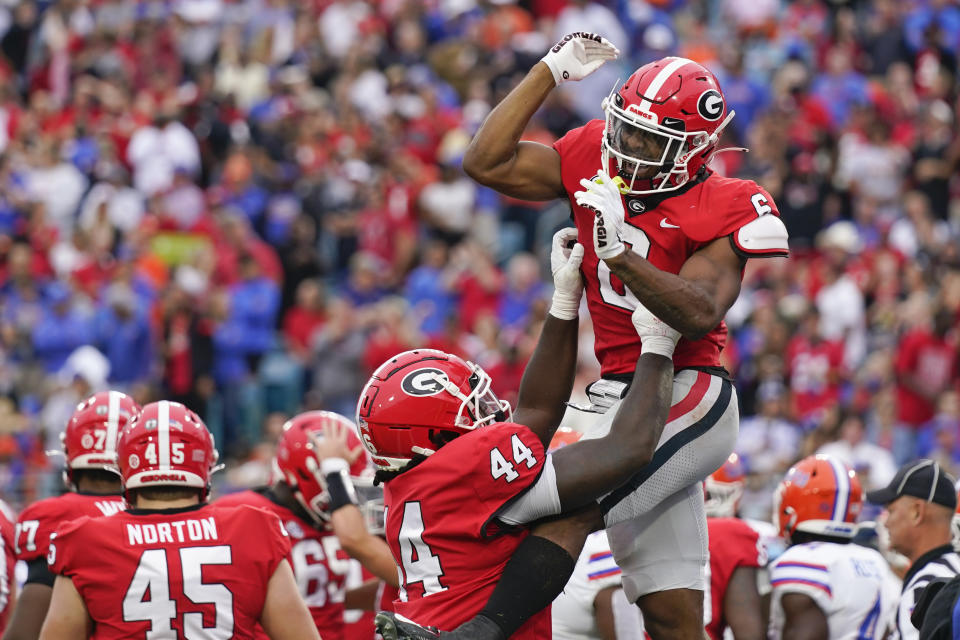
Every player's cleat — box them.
[376,612,440,640]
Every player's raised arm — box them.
[512,228,584,447]
[547,305,678,509]
[462,33,618,201]
[308,427,400,587]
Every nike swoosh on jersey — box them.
[660,218,680,228]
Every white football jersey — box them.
[770,541,901,640]
[552,531,643,640]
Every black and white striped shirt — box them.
[895,544,960,640]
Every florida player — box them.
[769,455,900,640]
[216,410,399,640]
[461,32,789,639]
[4,391,138,640]
[368,229,680,638]
[39,400,319,640]
[702,455,768,640]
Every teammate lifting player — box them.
[366,228,680,638]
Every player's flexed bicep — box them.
[464,33,618,201]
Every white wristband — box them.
[640,336,678,358]
[320,457,350,475]
[549,291,580,320]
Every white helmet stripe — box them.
[637,57,695,117]
[827,456,850,521]
[104,391,121,454]
[158,400,171,470]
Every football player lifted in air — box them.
[453,31,790,640]
[217,410,399,640]
[39,401,319,640]
[4,391,138,640]
[769,455,900,640]
[369,229,679,638]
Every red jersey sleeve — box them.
[730,519,765,568]
[47,515,91,579]
[686,177,781,242]
[16,499,66,564]
[422,422,546,537]
[553,120,605,198]
[467,423,546,532]
[224,505,292,579]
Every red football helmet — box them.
[60,391,141,486]
[274,411,373,525]
[356,349,512,470]
[601,56,735,196]
[704,452,746,518]
[773,454,862,543]
[117,401,221,501]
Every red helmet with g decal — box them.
[117,401,220,501]
[356,349,512,471]
[602,56,735,196]
[773,454,862,543]
[274,410,372,524]
[61,391,140,486]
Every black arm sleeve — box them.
[445,535,576,639]
[25,557,56,587]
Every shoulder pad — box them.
[731,214,789,258]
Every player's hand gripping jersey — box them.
[384,422,550,637]
[217,489,351,640]
[49,503,291,639]
[554,120,788,376]
[15,492,125,581]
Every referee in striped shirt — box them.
[867,459,960,640]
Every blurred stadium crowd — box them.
[0,0,958,521]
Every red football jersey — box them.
[0,500,16,634]
[15,492,125,566]
[554,120,786,376]
[49,503,291,639]
[384,422,550,637]
[216,489,351,640]
[705,517,766,640]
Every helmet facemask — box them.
[704,478,744,518]
[601,82,735,196]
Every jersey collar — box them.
[127,503,207,516]
[904,544,956,587]
[624,167,710,217]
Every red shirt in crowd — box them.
[896,328,957,426]
[786,334,845,420]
